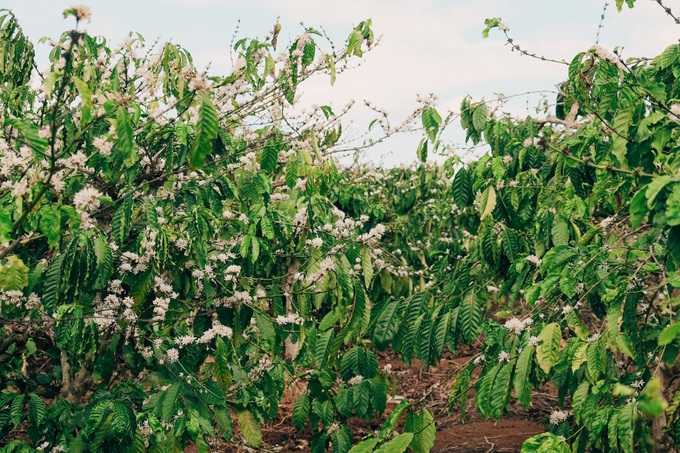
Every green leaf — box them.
[372,299,401,347]
[214,337,232,391]
[237,410,262,448]
[666,183,680,226]
[260,216,275,240]
[374,433,414,453]
[630,188,649,228]
[0,255,29,290]
[422,107,442,142]
[10,393,24,426]
[39,205,61,248]
[362,247,374,287]
[476,363,500,418]
[472,103,487,131]
[111,196,133,246]
[261,144,278,172]
[572,381,590,422]
[116,107,134,162]
[521,432,570,452]
[617,403,636,453]
[490,362,513,419]
[189,94,219,168]
[292,394,310,430]
[0,208,13,243]
[646,176,672,209]
[551,215,569,246]
[379,400,411,439]
[536,323,561,374]
[405,408,436,453]
[73,77,92,124]
[213,407,233,442]
[452,168,471,208]
[326,54,337,85]
[482,17,502,38]
[286,160,299,188]
[514,345,534,410]
[659,322,680,345]
[161,383,182,422]
[460,291,482,343]
[586,340,604,379]
[416,138,428,163]
[479,185,496,220]
[314,329,335,366]
[348,438,380,453]
[6,119,48,154]
[27,393,45,426]
[251,237,260,263]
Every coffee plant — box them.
[0,6,437,452]
[4,1,680,452]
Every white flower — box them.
[549,409,570,425]
[174,335,196,348]
[347,375,364,386]
[70,4,92,23]
[498,351,511,363]
[631,379,645,390]
[600,216,615,230]
[528,336,540,347]
[503,318,526,334]
[166,348,180,363]
[526,255,542,267]
[327,422,341,435]
[275,313,305,325]
[308,237,323,248]
[73,186,103,213]
[670,104,680,121]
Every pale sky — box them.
[4,0,680,165]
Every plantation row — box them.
[1,1,680,451]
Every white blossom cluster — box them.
[92,279,135,330]
[549,409,571,425]
[526,255,542,267]
[248,356,272,381]
[275,313,304,325]
[118,228,157,275]
[591,45,627,70]
[503,317,533,334]
[347,375,364,386]
[0,290,41,311]
[357,224,386,246]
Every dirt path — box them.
[220,352,553,452]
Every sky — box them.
[3,0,680,165]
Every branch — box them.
[654,0,680,25]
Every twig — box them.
[502,31,569,66]
[595,2,609,45]
[653,0,680,25]
[485,436,496,452]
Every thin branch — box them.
[653,0,680,25]
[595,2,609,45]
[502,30,569,66]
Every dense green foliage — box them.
[4,1,680,452]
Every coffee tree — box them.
[332,2,680,451]
[0,7,440,452]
